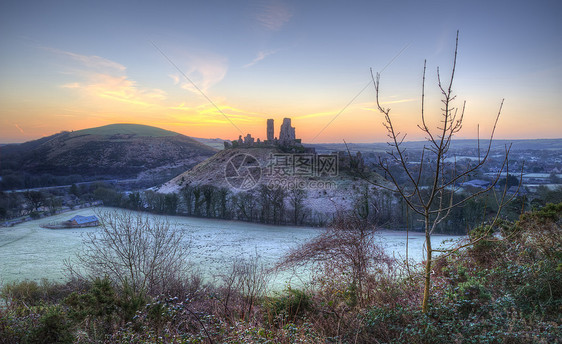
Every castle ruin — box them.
[278,118,296,145]
[225,117,303,149]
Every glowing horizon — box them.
[1,1,561,144]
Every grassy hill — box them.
[0,124,217,188]
[76,123,181,137]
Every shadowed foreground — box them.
[0,204,560,343]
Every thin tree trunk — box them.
[422,216,432,313]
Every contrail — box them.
[310,42,411,142]
[310,80,372,143]
[380,42,411,74]
[150,41,244,136]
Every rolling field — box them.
[0,207,463,290]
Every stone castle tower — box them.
[279,118,296,144]
[266,119,274,141]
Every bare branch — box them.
[368,30,511,313]
[75,210,190,296]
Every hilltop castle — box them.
[225,118,303,149]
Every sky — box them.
[1,0,561,143]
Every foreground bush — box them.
[70,210,189,297]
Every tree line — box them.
[3,178,560,234]
[121,184,328,227]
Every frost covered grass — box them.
[0,207,461,289]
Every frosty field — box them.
[0,207,463,290]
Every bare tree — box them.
[277,215,392,306]
[288,188,307,225]
[24,190,45,213]
[219,255,270,321]
[233,191,257,222]
[217,187,230,219]
[181,184,194,215]
[371,31,514,313]
[72,210,189,296]
[201,185,216,217]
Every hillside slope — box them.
[1,123,217,182]
[157,146,391,217]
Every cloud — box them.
[176,51,228,94]
[256,0,292,31]
[176,103,260,117]
[295,98,416,120]
[293,111,337,120]
[45,47,126,72]
[14,124,24,134]
[61,82,80,89]
[197,105,261,121]
[357,98,417,112]
[380,98,417,105]
[243,50,278,68]
[50,47,167,107]
[169,74,180,85]
[82,74,167,106]
[146,89,167,100]
[169,102,262,127]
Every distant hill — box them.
[192,137,228,150]
[0,124,217,185]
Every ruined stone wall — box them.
[279,118,296,144]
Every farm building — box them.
[68,215,99,226]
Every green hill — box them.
[0,124,217,188]
[75,123,180,138]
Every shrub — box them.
[264,287,311,325]
[454,276,491,316]
[0,279,72,308]
[28,306,73,344]
[0,308,38,343]
[64,277,146,331]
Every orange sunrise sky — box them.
[1,0,561,143]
